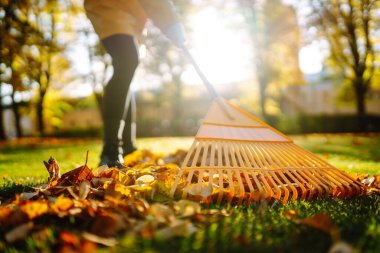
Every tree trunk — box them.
[37,90,46,135]
[354,79,366,117]
[94,92,103,117]
[0,93,6,140]
[11,94,22,138]
[354,78,367,131]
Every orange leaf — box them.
[0,206,13,223]
[299,213,334,234]
[60,231,80,247]
[19,201,49,220]
[283,209,300,220]
[51,195,74,213]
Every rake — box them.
[170,46,365,205]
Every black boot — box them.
[99,119,125,168]
[99,143,125,168]
[122,130,137,157]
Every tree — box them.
[0,0,40,138]
[25,0,73,134]
[238,0,304,118]
[308,0,379,117]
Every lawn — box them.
[0,134,379,252]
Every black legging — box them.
[101,34,138,154]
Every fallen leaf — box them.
[51,195,74,213]
[60,231,81,247]
[91,211,126,238]
[149,203,175,224]
[187,182,213,198]
[136,174,155,185]
[298,213,333,233]
[79,180,91,200]
[82,232,117,247]
[298,213,340,242]
[283,209,300,220]
[5,222,33,243]
[19,192,38,201]
[155,220,197,240]
[44,157,61,186]
[328,241,358,253]
[19,200,49,220]
[175,200,201,217]
[0,206,13,223]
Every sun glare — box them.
[298,44,323,74]
[182,7,253,86]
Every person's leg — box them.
[100,34,138,165]
[121,93,137,156]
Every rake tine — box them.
[170,99,365,205]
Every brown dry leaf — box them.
[90,211,126,238]
[7,208,29,228]
[0,206,13,223]
[19,200,49,220]
[298,213,334,234]
[5,222,33,243]
[299,213,341,242]
[58,165,94,186]
[79,180,91,200]
[44,157,61,186]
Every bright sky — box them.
[181,7,253,86]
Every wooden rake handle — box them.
[181,45,235,120]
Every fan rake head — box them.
[170,100,365,205]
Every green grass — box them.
[1,134,380,252]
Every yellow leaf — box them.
[187,182,213,198]
[136,175,155,185]
[19,201,49,220]
[175,200,201,217]
[283,209,299,220]
[51,195,74,213]
[114,183,132,198]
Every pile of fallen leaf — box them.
[0,149,379,251]
[0,150,229,251]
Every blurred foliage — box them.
[1,0,379,139]
[308,0,380,116]
[238,0,305,118]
